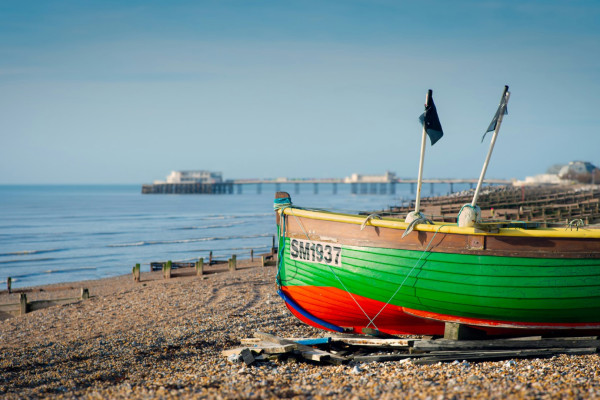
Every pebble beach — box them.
[1,261,599,399]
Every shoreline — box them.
[1,260,599,398]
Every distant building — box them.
[514,174,563,186]
[557,161,598,179]
[156,170,223,184]
[344,171,396,183]
[515,161,599,186]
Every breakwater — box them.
[386,184,600,226]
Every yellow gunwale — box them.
[280,207,600,239]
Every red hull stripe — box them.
[281,285,445,336]
[404,307,600,330]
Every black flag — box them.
[482,85,509,142]
[419,89,443,146]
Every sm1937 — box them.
[289,239,342,267]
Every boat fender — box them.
[457,204,481,227]
[405,210,424,224]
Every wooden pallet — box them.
[223,332,599,366]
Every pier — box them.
[142,177,512,195]
[142,182,234,194]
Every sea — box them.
[0,183,470,289]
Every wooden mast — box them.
[471,85,510,207]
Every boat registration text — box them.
[289,239,342,267]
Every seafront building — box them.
[143,170,230,194]
[159,170,223,184]
[343,171,396,183]
[516,161,599,186]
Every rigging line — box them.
[288,208,311,240]
[365,224,449,329]
[325,263,379,331]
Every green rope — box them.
[273,197,292,210]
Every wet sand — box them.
[1,261,599,399]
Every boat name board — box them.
[289,239,342,267]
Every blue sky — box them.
[1,0,599,184]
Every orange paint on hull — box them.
[281,286,600,336]
[281,285,445,335]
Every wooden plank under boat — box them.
[274,192,600,336]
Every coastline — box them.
[1,260,599,399]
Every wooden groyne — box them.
[385,185,600,225]
[0,288,89,318]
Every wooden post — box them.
[271,235,276,255]
[132,263,141,282]
[228,254,236,271]
[261,256,265,267]
[250,249,254,262]
[20,293,27,316]
[164,260,172,279]
[209,251,213,265]
[196,257,204,277]
[81,288,89,300]
[7,277,11,294]
[443,322,484,340]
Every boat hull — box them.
[276,207,600,336]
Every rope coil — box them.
[273,197,292,210]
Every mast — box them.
[414,90,431,214]
[471,86,510,207]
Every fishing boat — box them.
[273,86,600,337]
[274,197,600,336]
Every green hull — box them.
[280,239,600,325]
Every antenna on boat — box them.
[458,85,511,227]
[406,89,443,224]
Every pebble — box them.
[351,365,362,375]
[228,354,241,363]
[1,262,599,399]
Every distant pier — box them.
[142,182,234,194]
[142,177,512,195]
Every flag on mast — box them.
[482,86,509,142]
[419,90,444,145]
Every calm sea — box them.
[0,183,467,289]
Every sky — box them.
[1,0,599,184]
